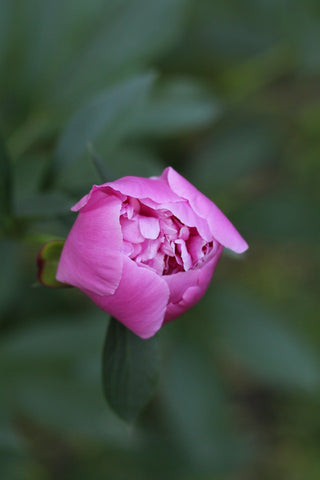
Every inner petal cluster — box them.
[120,197,216,276]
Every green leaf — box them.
[102,317,160,423]
[55,72,156,172]
[37,240,68,288]
[0,133,12,226]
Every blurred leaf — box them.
[55,157,99,195]
[169,3,277,75]
[55,72,156,171]
[212,287,320,392]
[162,344,252,472]
[16,0,113,95]
[37,240,67,288]
[13,155,49,198]
[205,20,276,60]
[0,315,104,365]
[0,451,32,480]
[24,218,71,243]
[236,191,320,243]
[0,133,12,226]
[6,115,54,161]
[0,240,22,317]
[110,146,164,178]
[102,317,160,423]
[0,418,22,453]
[299,105,320,139]
[56,144,164,195]
[0,0,12,68]
[219,46,293,99]
[0,315,129,443]
[14,192,73,218]
[87,144,115,183]
[53,0,189,104]
[298,22,320,75]
[186,120,278,194]
[133,78,221,137]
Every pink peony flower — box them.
[56,167,248,338]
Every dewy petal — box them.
[139,215,160,240]
[162,167,248,253]
[85,256,170,339]
[56,191,123,296]
[163,244,223,322]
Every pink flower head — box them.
[56,167,248,338]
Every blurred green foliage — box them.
[1,0,320,478]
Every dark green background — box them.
[1,1,320,478]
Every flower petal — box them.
[165,286,202,322]
[71,185,126,212]
[175,239,192,271]
[121,217,144,243]
[162,167,248,253]
[163,244,223,322]
[139,215,160,240]
[142,198,212,242]
[85,256,170,339]
[105,175,181,204]
[56,191,123,296]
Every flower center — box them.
[120,197,216,276]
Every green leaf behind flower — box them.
[102,317,160,423]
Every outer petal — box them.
[56,191,123,296]
[84,175,182,205]
[71,185,125,212]
[84,256,170,339]
[162,167,248,253]
[164,244,223,322]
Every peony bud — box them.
[56,167,248,338]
